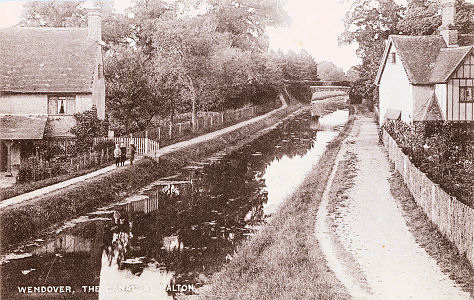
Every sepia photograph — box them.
[0,0,473,299]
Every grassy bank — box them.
[0,104,301,252]
[1,164,110,201]
[193,116,354,300]
[325,150,371,292]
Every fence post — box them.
[158,127,161,142]
[221,112,224,125]
[145,131,149,154]
[179,123,182,136]
[169,124,172,139]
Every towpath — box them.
[315,116,470,299]
[0,96,287,210]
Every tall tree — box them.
[105,45,164,134]
[396,0,440,35]
[340,0,403,79]
[317,61,347,82]
[208,0,290,52]
[150,14,230,130]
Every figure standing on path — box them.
[114,144,121,167]
[129,141,136,165]
[120,143,126,166]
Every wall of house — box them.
[379,44,413,124]
[447,52,474,121]
[0,94,48,115]
[0,94,93,116]
[435,84,448,120]
[76,94,94,113]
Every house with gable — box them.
[375,0,474,125]
[0,7,105,174]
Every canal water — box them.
[0,110,349,300]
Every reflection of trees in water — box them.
[98,113,317,285]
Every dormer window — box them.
[389,52,396,64]
[48,95,76,115]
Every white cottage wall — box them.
[379,46,413,124]
[435,84,448,120]
[0,94,48,115]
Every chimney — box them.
[87,7,102,42]
[439,0,458,47]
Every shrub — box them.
[348,78,375,106]
[383,120,474,207]
[285,82,313,104]
[71,106,108,154]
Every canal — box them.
[0,110,349,300]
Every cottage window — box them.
[48,96,76,114]
[389,52,396,64]
[460,86,474,102]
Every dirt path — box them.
[315,116,471,300]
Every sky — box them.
[0,0,473,71]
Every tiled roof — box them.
[376,34,473,85]
[0,115,47,139]
[0,27,97,93]
[430,46,473,83]
[390,35,446,84]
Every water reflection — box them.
[0,110,348,299]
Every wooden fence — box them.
[112,101,279,145]
[383,130,474,267]
[19,149,113,183]
[95,136,160,156]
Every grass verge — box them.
[0,104,301,253]
[325,150,370,293]
[192,116,354,300]
[388,171,474,297]
[0,164,112,201]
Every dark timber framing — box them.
[447,51,474,121]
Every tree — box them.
[105,45,165,134]
[20,1,133,48]
[150,14,230,130]
[346,65,362,82]
[340,0,403,80]
[209,0,290,52]
[396,0,440,35]
[276,50,318,81]
[21,1,86,27]
[317,61,347,82]
[397,0,474,35]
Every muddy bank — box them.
[0,104,302,252]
